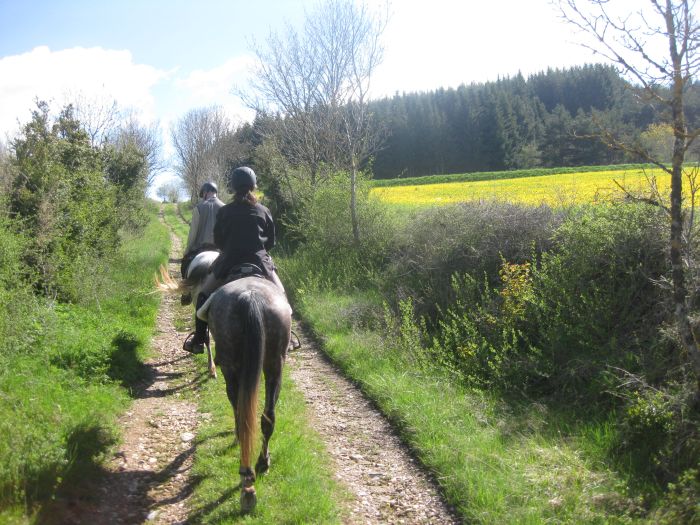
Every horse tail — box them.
[236,290,265,470]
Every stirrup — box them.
[180,292,192,306]
[183,331,206,354]
[290,330,301,350]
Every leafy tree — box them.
[640,122,676,162]
[156,179,185,203]
[8,101,125,301]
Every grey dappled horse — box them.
[174,251,292,513]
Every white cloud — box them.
[174,55,256,123]
[371,0,605,97]
[0,46,168,139]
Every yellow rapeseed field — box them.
[372,168,672,207]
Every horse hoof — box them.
[240,487,257,514]
[255,453,270,474]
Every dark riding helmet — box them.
[228,166,257,193]
[198,181,218,198]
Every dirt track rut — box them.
[289,332,460,524]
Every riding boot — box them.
[183,293,209,354]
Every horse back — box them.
[207,277,291,366]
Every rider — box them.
[212,166,285,292]
[182,166,285,354]
[180,181,224,305]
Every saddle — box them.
[224,263,266,283]
[196,264,267,323]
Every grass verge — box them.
[294,289,649,524]
[0,202,169,522]
[186,360,344,524]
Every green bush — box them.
[654,468,700,524]
[411,204,668,397]
[0,212,43,355]
[7,102,151,303]
[384,201,560,319]
[615,381,700,489]
[529,204,668,395]
[280,171,398,294]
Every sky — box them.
[0,0,628,191]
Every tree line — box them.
[369,64,700,178]
[172,63,700,201]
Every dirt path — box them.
[289,329,461,524]
[52,208,458,524]
[68,211,203,525]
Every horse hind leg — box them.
[255,412,274,474]
[239,467,257,513]
[256,365,282,474]
[221,366,240,445]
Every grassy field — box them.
[161,204,346,523]
[372,167,671,207]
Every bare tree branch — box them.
[559,0,700,392]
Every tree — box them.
[640,122,676,161]
[72,92,121,147]
[109,112,165,187]
[171,106,234,202]
[246,0,387,244]
[558,0,700,392]
[9,101,122,299]
[156,179,184,203]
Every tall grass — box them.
[0,202,169,520]
[294,290,644,524]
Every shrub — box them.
[384,201,560,319]
[0,211,44,355]
[528,204,668,396]
[653,468,700,524]
[416,203,669,397]
[285,171,398,287]
[615,380,700,489]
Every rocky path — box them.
[288,331,460,524]
[69,212,202,525]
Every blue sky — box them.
[0,0,628,188]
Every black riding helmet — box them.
[228,166,257,193]
[199,181,218,198]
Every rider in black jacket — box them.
[211,167,283,290]
[183,166,284,354]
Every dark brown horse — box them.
[160,252,292,513]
